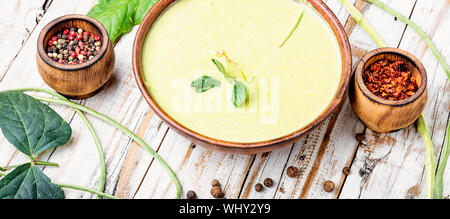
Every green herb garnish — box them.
[191,76,221,93]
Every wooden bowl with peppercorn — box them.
[36,14,114,99]
[349,47,427,133]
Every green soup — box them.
[142,0,342,142]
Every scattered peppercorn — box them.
[186,190,197,199]
[210,186,224,198]
[211,179,220,187]
[255,183,263,192]
[323,180,335,192]
[263,178,273,187]
[46,26,102,64]
[363,59,418,101]
[342,167,351,176]
[286,166,300,178]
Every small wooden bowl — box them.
[133,0,352,154]
[36,14,115,99]
[349,47,427,133]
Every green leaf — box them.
[232,80,248,107]
[279,9,304,48]
[191,76,221,93]
[0,91,72,158]
[211,59,234,80]
[88,0,136,44]
[87,0,158,43]
[0,163,64,199]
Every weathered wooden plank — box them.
[41,30,151,199]
[242,0,421,199]
[348,0,417,50]
[0,0,143,199]
[118,0,352,200]
[339,0,449,199]
[130,129,254,199]
[113,112,169,198]
[0,0,50,78]
[240,0,357,200]
[0,0,98,168]
[0,0,447,200]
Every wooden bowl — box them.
[133,0,352,154]
[349,47,427,133]
[36,14,115,99]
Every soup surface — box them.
[143,0,342,142]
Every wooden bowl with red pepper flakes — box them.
[36,14,115,99]
[349,47,427,133]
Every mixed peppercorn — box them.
[363,59,418,101]
[46,27,102,64]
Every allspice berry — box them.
[186,190,197,199]
[286,166,300,178]
[211,186,224,198]
[342,167,351,176]
[323,180,335,192]
[211,179,220,187]
[264,178,273,187]
[255,183,263,192]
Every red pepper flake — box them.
[363,59,418,101]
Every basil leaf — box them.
[191,76,221,93]
[0,91,72,158]
[0,163,64,199]
[232,80,248,107]
[211,59,234,80]
[87,0,158,43]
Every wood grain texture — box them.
[340,0,450,199]
[132,0,353,154]
[0,0,51,78]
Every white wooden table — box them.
[0,0,448,199]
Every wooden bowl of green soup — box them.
[133,0,352,154]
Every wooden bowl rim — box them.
[132,0,352,151]
[37,14,110,71]
[355,47,427,106]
